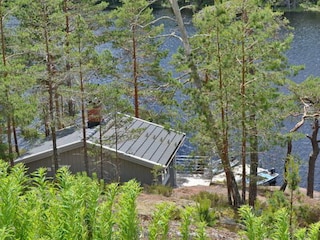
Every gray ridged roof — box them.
[90,115,185,166]
[16,114,186,168]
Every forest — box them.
[0,0,320,238]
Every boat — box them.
[211,163,279,186]
[253,168,279,186]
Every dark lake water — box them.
[155,9,320,190]
[266,12,320,190]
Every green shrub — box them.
[271,208,290,240]
[238,205,267,240]
[180,206,195,240]
[296,204,320,227]
[148,202,176,240]
[192,191,229,209]
[195,221,209,240]
[196,198,216,227]
[114,179,142,240]
[144,184,173,197]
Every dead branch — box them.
[142,16,177,28]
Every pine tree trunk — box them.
[280,136,292,191]
[6,109,13,167]
[48,80,59,174]
[12,116,20,157]
[169,0,242,207]
[80,61,90,176]
[307,118,319,198]
[42,4,59,174]
[132,26,139,118]
[249,115,258,206]
[63,0,75,117]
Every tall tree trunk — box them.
[216,20,241,207]
[240,29,247,203]
[80,60,90,176]
[280,136,292,191]
[12,116,19,157]
[99,124,103,179]
[132,26,139,118]
[248,115,258,206]
[6,93,13,167]
[48,80,59,174]
[43,6,59,174]
[307,118,319,198]
[78,31,90,176]
[55,91,62,129]
[63,0,75,117]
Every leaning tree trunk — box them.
[169,0,242,207]
[307,118,319,198]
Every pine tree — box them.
[14,0,66,173]
[108,0,173,120]
[288,76,320,198]
[0,0,36,164]
[171,0,293,206]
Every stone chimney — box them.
[87,98,102,128]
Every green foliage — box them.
[93,183,119,240]
[180,206,195,240]
[305,221,320,239]
[151,165,163,185]
[0,162,143,240]
[114,179,142,240]
[239,202,320,240]
[196,198,216,227]
[148,202,176,240]
[295,221,320,240]
[271,208,290,240]
[266,190,290,211]
[238,205,266,240]
[191,191,218,227]
[297,204,320,226]
[262,190,289,226]
[144,184,173,197]
[107,0,175,120]
[2,161,320,239]
[195,220,209,240]
[286,155,301,192]
[191,191,229,209]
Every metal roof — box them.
[90,115,186,166]
[15,114,186,168]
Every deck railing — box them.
[175,155,209,174]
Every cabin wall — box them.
[98,156,154,185]
[24,148,87,177]
[23,147,158,186]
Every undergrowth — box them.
[1,161,320,239]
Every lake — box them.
[265,12,320,190]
